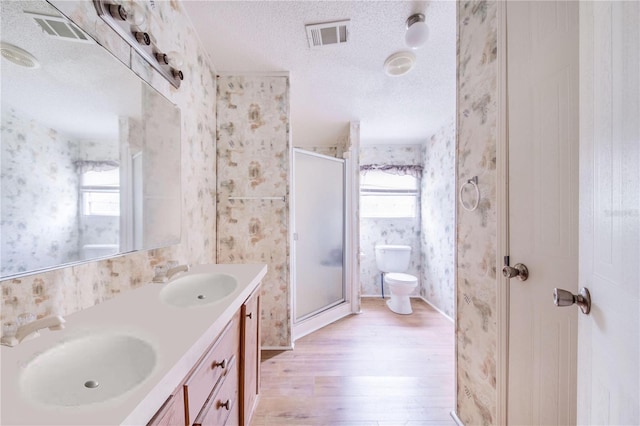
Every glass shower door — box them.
[294,149,345,322]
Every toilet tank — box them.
[374,244,411,273]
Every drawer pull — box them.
[246,312,253,319]
[218,399,230,411]
[212,358,227,370]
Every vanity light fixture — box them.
[155,51,183,67]
[165,51,183,68]
[155,52,168,64]
[94,0,183,88]
[155,50,183,81]
[171,69,184,81]
[134,31,151,45]
[405,13,428,49]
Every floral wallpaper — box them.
[359,144,422,297]
[360,143,423,166]
[420,119,456,319]
[1,0,217,331]
[296,130,349,159]
[1,109,80,275]
[456,1,499,425]
[216,75,291,348]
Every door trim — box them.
[496,1,509,424]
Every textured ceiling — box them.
[183,0,456,146]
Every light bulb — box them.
[405,13,428,49]
[126,2,147,27]
[166,51,183,68]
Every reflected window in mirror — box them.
[80,164,121,217]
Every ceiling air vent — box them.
[305,20,350,49]
[24,11,93,44]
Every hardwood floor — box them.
[251,298,455,425]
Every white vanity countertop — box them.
[0,263,267,426]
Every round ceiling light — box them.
[0,42,40,69]
[405,13,429,49]
[383,51,416,77]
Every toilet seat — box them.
[385,273,418,285]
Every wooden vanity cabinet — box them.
[192,357,239,426]
[147,388,186,426]
[148,285,261,426]
[184,314,240,425]
[240,286,261,426]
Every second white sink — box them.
[159,273,238,308]
[20,333,156,407]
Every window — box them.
[80,168,120,216]
[360,170,418,218]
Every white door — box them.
[506,2,579,424]
[578,2,640,424]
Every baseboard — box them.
[261,345,294,351]
[419,296,454,323]
[450,410,465,426]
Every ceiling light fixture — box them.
[405,13,428,49]
[383,51,416,77]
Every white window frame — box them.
[80,169,120,217]
[360,170,419,219]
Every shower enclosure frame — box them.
[291,148,355,340]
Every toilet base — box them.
[386,296,413,315]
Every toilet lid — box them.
[385,273,418,285]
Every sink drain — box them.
[197,294,206,300]
[84,380,99,389]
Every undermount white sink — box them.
[160,273,238,308]
[20,334,156,407]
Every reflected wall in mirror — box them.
[1,0,181,280]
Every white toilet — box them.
[374,244,418,315]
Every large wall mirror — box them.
[1,0,181,280]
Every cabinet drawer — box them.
[193,357,239,426]
[184,315,239,423]
[147,387,186,426]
